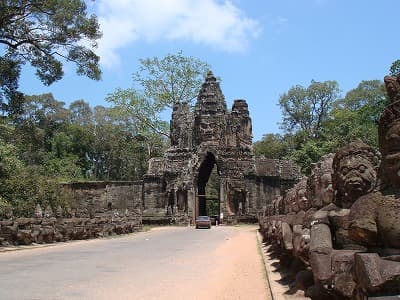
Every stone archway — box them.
[142,71,301,225]
[197,152,219,217]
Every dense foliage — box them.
[0,22,395,217]
[254,79,389,174]
[0,94,167,216]
[0,50,211,217]
[0,0,101,118]
[390,59,400,76]
[107,51,211,137]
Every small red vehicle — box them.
[195,216,211,229]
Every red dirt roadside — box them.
[197,225,272,300]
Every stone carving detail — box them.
[259,74,400,299]
[332,140,380,208]
[0,182,143,246]
[44,205,53,218]
[56,205,63,218]
[306,153,335,209]
[346,75,400,297]
[309,141,379,299]
[349,76,400,251]
[259,154,335,277]
[34,204,43,218]
[171,102,193,148]
[143,71,300,224]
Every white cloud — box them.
[94,0,261,68]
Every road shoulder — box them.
[256,230,310,300]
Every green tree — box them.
[0,56,24,117]
[389,59,400,76]
[271,79,386,174]
[107,89,169,137]
[56,123,95,177]
[69,99,92,126]
[90,105,155,180]
[253,133,289,159]
[279,80,340,139]
[15,93,69,164]
[107,52,211,137]
[0,0,101,115]
[323,80,388,149]
[0,139,23,179]
[286,137,331,175]
[134,51,211,108]
[334,80,387,115]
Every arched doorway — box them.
[197,152,220,217]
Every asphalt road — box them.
[0,225,267,300]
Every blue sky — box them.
[18,0,399,141]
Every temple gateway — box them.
[142,72,300,224]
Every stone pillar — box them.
[219,178,228,223]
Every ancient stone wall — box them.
[0,181,142,246]
[60,181,143,215]
[259,74,400,299]
[142,72,300,224]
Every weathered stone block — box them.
[16,230,34,245]
[354,253,400,295]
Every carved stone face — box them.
[336,156,377,208]
[384,75,400,100]
[318,173,334,206]
[384,122,400,188]
[296,188,309,211]
[299,233,310,259]
[199,119,219,141]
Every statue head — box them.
[273,196,283,215]
[295,177,310,211]
[283,186,297,213]
[307,153,335,209]
[379,76,400,189]
[284,177,309,213]
[384,75,400,102]
[333,141,380,208]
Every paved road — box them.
[0,225,268,300]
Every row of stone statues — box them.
[259,74,400,299]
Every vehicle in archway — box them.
[195,216,211,229]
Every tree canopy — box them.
[107,51,211,138]
[253,133,289,159]
[278,80,340,139]
[0,0,102,115]
[133,51,210,108]
[0,92,167,216]
[257,79,388,174]
[389,59,400,76]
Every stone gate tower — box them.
[142,72,300,224]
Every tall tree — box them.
[323,80,387,149]
[106,89,169,137]
[279,80,340,139]
[253,133,289,159]
[107,52,211,138]
[0,0,102,115]
[68,99,92,126]
[133,51,211,108]
[87,105,150,180]
[0,56,23,117]
[263,79,386,174]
